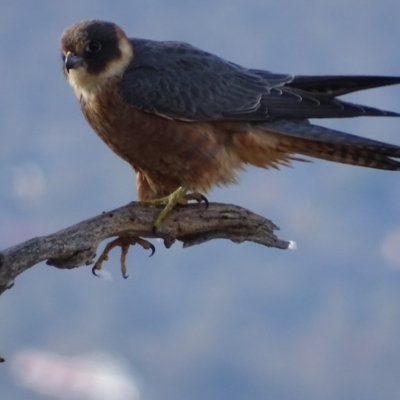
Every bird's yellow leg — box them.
[92,235,155,279]
[92,187,207,279]
[153,186,188,228]
[141,186,208,229]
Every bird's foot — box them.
[141,186,208,231]
[92,235,155,279]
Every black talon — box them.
[92,266,100,277]
[123,273,129,279]
[200,194,209,210]
[149,243,156,257]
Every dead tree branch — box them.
[0,202,289,296]
[0,201,291,362]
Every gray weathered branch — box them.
[0,202,289,296]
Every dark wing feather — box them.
[121,39,276,120]
[287,75,400,97]
[120,39,400,121]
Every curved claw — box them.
[123,272,129,279]
[149,243,156,257]
[200,194,209,210]
[92,266,100,277]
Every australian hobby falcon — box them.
[61,20,400,276]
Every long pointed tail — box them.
[258,120,400,170]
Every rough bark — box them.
[0,201,290,296]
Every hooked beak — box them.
[65,52,84,73]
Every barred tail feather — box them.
[257,120,400,170]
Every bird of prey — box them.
[61,20,400,277]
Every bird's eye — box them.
[86,41,102,53]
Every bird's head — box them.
[60,20,133,93]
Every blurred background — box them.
[1,1,400,399]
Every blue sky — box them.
[1,1,400,399]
